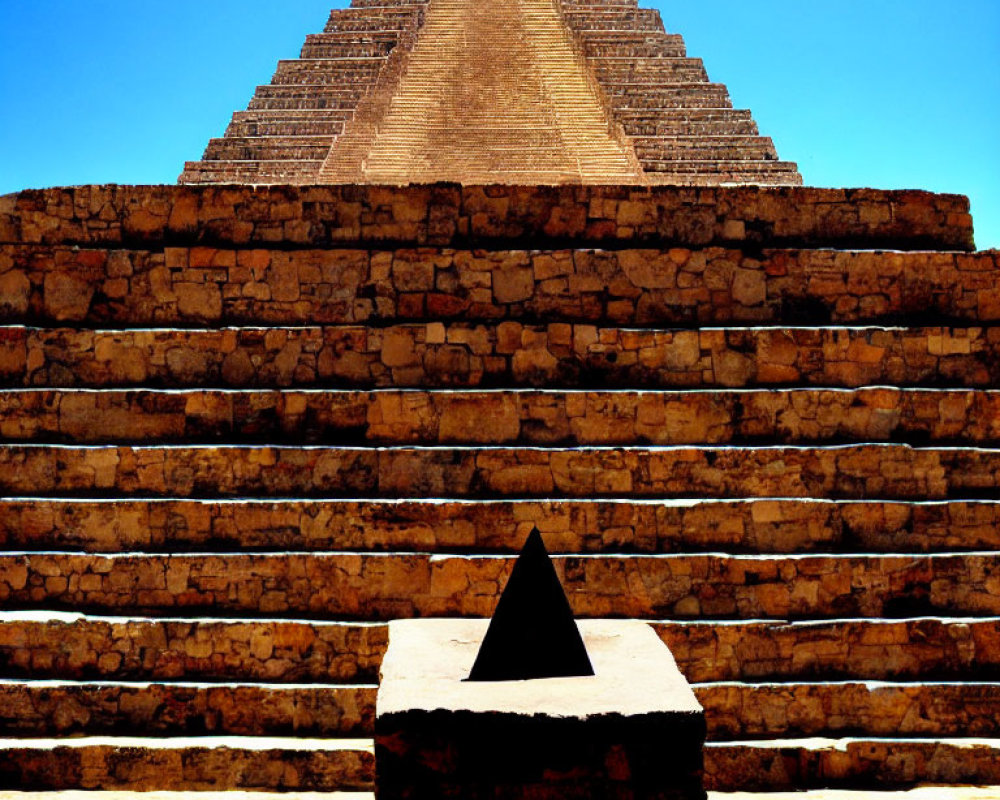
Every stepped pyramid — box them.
[1,0,999,798]
[180,0,801,185]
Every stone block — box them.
[375,618,706,799]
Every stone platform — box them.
[376,619,705,799]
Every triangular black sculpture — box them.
[467,528,595,681]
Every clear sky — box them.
[1,0,997,248]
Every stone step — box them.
[618,109,759,136]
[3,325,997,390]
[0,679,996,740]
[579,31,687,59]
[1,551,997,619]
[561,8,664,31]
[0,444,995,500]
[3,244,995,326]
[323,8,424,34]
[3,387,999,447]
[0,794,375,800]
[593,61,709,83]
[248,86,368,111]
[560,0,640,8]
[1,736,998,791]
[642,161,802,180]
[271,59,386,85]
[623,118,761,137]
[175,161,325,184]
[608,83,734,109]
[0,680,375,738]
[305,31,410,43]
[300,36,402,59]
[4,613,999,684]
[201,137,335,162]
[2,496,998,554]
[4,791,1000,800]
[631,134,778,156]
[703,738,1000,792]
[586,41,688,59]
[224,117,347,137]
[348,0,427,8]
[0,185,974,252]
[0,736,374,791]
[698,681,1000,740]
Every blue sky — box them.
[1,0,997,248]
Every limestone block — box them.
[375,618,706,799]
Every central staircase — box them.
[0,182,998,794]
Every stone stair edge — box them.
[1,736,999,792]
[3,791,996,800]
[1,678,998,742]
[3,323,998,392]
[0,184,974,252]
[3,612,999,685]
[4,550,1000,621]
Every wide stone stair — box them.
[0,183,998,794]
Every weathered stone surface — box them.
[0,615,386,684]
[2,736,999,792]
[0,738,374,791]
[696,682,1000,739]
[3,324,997,388]
[4,616,1000,686]
[2,388,997,446]
[1,552,998,620]
[4,790,1000,800]
[13,678,990,742]
[703,739,1000,792]
[4,245,996,326]
[0,444,994,499]
[0,682,375,738]
[1,498,998,555]
[0,185,974,250]
[661,619,1000,683]
[0,126,993,799]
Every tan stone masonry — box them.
[3,615,999,684]
[0,181,996,793]
[3,245,998,327]
[319,0,644,183]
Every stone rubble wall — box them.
[0,388,998,446]
[4,615,1000,685]
[3,551,999,619]
[2,323,996,389]
[1,497,998,553]
[2,680,997,741]
[0,185,974,251]
[0,182,996,793]
[0,443,995,499]
[2,244,997,326]
[4,738,1000,792]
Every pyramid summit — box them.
[180,0,801,185]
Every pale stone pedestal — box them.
[375,618,707,800]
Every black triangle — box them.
[467,528,595,681]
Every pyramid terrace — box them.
[1,0,999,798]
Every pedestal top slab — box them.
[377,618,702,719]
